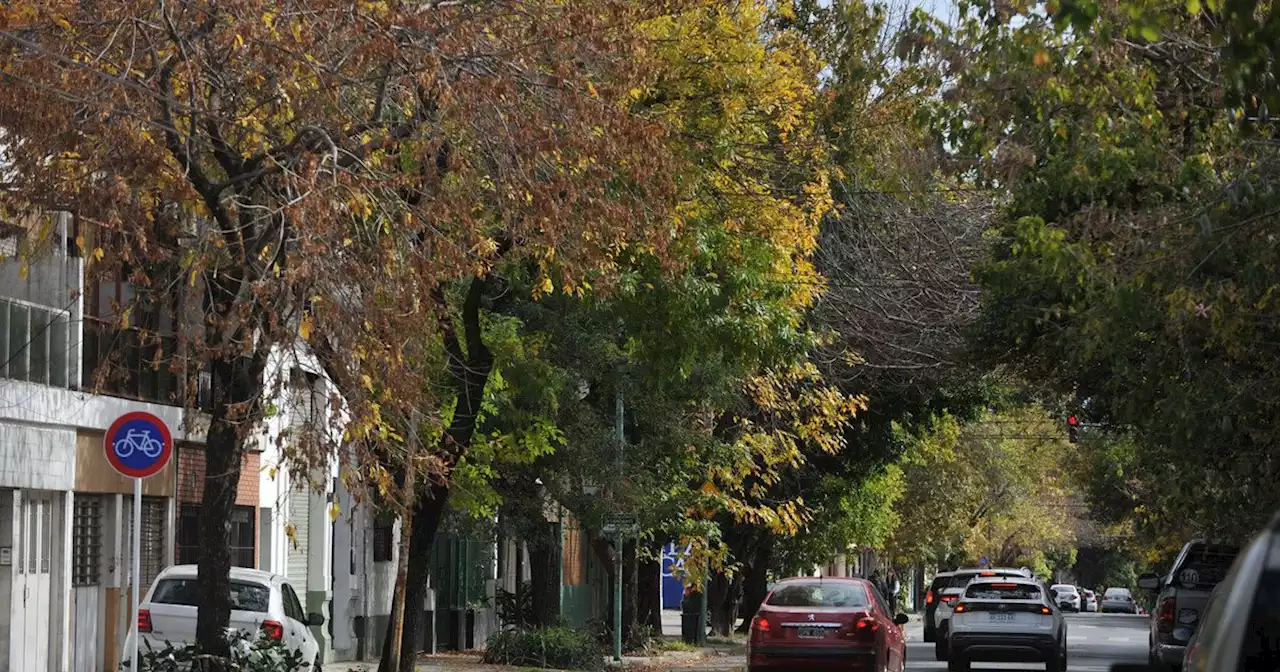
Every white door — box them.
[12,492,55,672]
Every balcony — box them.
[81,317,191,407]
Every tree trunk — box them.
[736,542,773,634]
[378,276,493,672]
[622,539,639,648]
[378,484,449,672]
[707,571,732,637]
[529,523,561,628]
[387,483,415,672]
[195,354,265,661]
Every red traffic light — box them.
[1067,415,1079,426]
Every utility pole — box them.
[613,388,624,663]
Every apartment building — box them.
[0,213,407,671]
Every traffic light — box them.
[1067,415,1079,444]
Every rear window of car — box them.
[151,578,271,612]
[1104,588,1131,598]
[1052,585,1078,594]
[945,570,1021,589]
[929,575,955,590]
[966,582,1043,600]
[766,582,870,608]
[1175,544,1239,590]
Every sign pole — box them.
[103,410,173,672]
[132,476,142,672]
[613,531,623,662]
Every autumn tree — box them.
[921,0,1280,545]
[0,0,682,663]
[888,405,1080,574]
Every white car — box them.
[1050,584,1082,612]
[946,577,1068,672]
[124,565,323,669]
[933,567,1030,661]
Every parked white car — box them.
[946,577,1068,672]
[1050,584,1082,612]
[124,565,324,669]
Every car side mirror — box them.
[894,613,909,626]
[1137,574,1162,591]
[307,612,326,627]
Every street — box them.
[665,612,1150,672]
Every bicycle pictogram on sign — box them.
[104,411,173,479]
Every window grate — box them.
[73,496,103,586]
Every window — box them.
[766,582,870,608]
[72,496,103,586]
[1174,543,1239,589]
[282,583,307,622]
[0,298,73,388]
[373,511,395,562]
[966,582,1043,601]
[150,578,271,612]
[82,268,183,405]
[178,504,256,568]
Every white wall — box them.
[0,423,74,491]
[0,379,202,442]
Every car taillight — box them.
[753,616,771,633]
[941,594,958,604]
[926,589,935,605]
[137,609,152,633]
[1040,606,1052,614]
[261,620,284,640]
[1157,597,1176,633]
[847,616,880,641]
[954,603,968,613]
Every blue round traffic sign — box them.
[104,411,173,478]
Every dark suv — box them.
[1139,540,1239,671]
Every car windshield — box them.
[766,582,870,608]
[151,578,271,612]
[966,582,1043,600]
[1176,544,1239,590]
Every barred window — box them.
[373,511,395,562]
[73,496,103,586]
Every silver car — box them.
[1101,587,1138,613]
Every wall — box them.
[0,490,12,672]
[175,447,260,507]
[0,422,75,491]
[0,379,203,443]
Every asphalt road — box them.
[906,612,1150,672]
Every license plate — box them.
[797,627,829,639]
[988,613,1016,623]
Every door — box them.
[286,491,310,594]
[12,492,55,672]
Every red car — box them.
[748,577,909,671]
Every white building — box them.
[0,214,397,670]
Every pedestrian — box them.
[888,568,902,616]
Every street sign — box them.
[105,410,173,672]
[603,513,638,534]
[105,411,173,478]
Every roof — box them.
[161,564,280,584]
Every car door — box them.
[281,581,318,664]
[867,584,905,671]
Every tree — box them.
[888,406,1080,573]
[0,0,682,662]
[924,0,1280,545]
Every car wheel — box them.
[935,637,948,661]
[1046,644,1066,672]
[947,656,970,672]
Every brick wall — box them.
[176,445,259,506]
